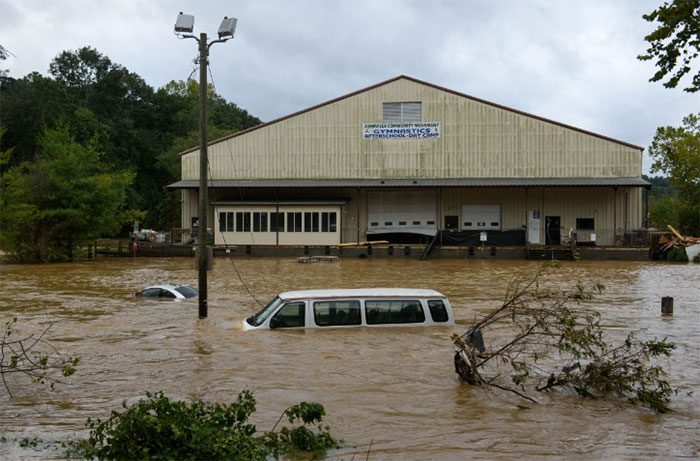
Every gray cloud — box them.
[1,0,696,173]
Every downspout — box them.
[613,187,617,245]
[275,189,280,246]
[356,187,361,244]
[644,186,650,228]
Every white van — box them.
[243,288,455,330]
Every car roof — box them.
[143,284,195,291]
[144,284,178,290]
[278,288,446,301]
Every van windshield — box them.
[247,296,284,326]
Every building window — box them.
[219,212,234,232]
[304,212,320,232]
[576,218,595,230]
[321,212,337,232]
[383,101,422,123]
[270,212,284,232]
[235,212,251,232]
[253,212,268,232]
[287,212,302,232]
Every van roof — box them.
[278,288,446,301]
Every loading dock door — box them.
[367,191,437,236]
[461,205,501,231]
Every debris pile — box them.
[657,225,700,262]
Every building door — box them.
[444,215,458,230]
[367,190,437,236]
[545,216,561,245]
[527,210,541,244]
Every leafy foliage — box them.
[0,126,134,262]
[638,0,700,92]
[0,317,79,397]
[648,113,700,235]
[453,264,679,412]
[71,390,339,460]
[1,46,261,234]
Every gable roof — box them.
[181,75,643,156]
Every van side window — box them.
[428,300,449,323]
[365,300,425,324]
[313,300,361,326]
[271,302,305,328]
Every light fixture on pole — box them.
[174,12,237,319]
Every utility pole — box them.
[197,31,209,319]
[175,13,237,319]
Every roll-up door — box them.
[461,205,501,231]
[367,191,437,236]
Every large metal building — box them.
[168,75,648,249]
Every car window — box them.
[174,285,198,298]
[271,302,305,328]
[139,288,162,298]
[365,300,425,324]
[249,297,283,327]
[161,289,176,298]
[428,300,449,322]
[313,300,361,326]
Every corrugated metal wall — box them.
[181,78,642,181]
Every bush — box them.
[71,390,339,460]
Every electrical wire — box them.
[204,62,270,307]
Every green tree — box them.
[0,73,77,168]
[638,0,700,92]
[0,126,134,262]
[648,114,700,234]
[2,47,261,234]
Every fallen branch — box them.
[452,264,678,412]
[1,317,79,397]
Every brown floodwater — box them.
[0,257,698,459]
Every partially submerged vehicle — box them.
[135,284,199,300]
[243,288,455,330]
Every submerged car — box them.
[135,284,198,300]
[243,288,455,330]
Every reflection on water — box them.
[0,257,698,459]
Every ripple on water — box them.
[0,257,698,459]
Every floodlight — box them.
[175,12,195,33]
[218,16,237,39]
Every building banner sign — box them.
[362,122,441,140]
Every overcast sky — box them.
[1,0,697,173]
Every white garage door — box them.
[461,205,501,230]
[367,191,437,236]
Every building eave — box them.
[167,177,651,190]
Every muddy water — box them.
[0,257,698,459]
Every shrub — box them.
[71,390,339,460]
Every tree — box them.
[2,47,262,234]
[648,113,700,235]
[638,0,700,92]
[453,265,679,412]
[0,126,134,262]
